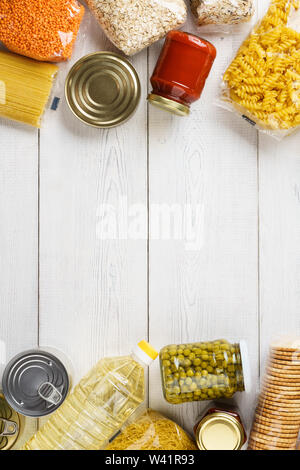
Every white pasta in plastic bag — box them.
[86,0,187,56]
[190,0,254,27]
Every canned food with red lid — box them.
[194,403,247,450]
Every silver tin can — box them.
[65,52,141,128]
[2,350,70,418]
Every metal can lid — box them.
[2,350,69,418]
[0,393,20,450]
[65,52,141,128]
[196,412,245,450]
[147,93,190,116]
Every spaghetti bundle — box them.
[221,0,300,137]
[106,409,197,450]
[0,51,58,127]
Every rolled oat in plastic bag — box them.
[85,0,187,55]
[248,337,300,450]
[0,0,84,62]
[218,0,300,139]
[106,409,197,450]
[190,0,255,33]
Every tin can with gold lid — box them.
[0,393,20,450]
[65,52,141,128]
[194,404,246,450]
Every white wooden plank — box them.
[148,8,259,435]
[39,9,148,388]
[0,119,38,447]
[258,0,300,366]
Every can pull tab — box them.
[0,418,18,437]
[38,382,62,407]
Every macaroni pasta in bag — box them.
[219,0,300,139]
[106,409,197,450]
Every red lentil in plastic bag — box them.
[0,0,84,62]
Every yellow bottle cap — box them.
[138,341,158,361]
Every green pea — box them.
[183,349,191,356]
[162,360,171,367]
[161,353,169,360]
[201,362,208,369]
[193,358,201,366]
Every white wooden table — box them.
[1,0,300,448]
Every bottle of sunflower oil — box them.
[23,341,158,450]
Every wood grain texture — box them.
[148,8,259,434]
[0,118,38,446]
[258,0,300,372]
[1,0,300,451]
[38,10,148,387]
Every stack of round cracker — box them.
[248,344,300,450]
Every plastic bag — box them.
[0,50,58,128]
[190,0,254,34]
[248,338,300,450]
[0,0,84,62]
[106,409,197,450]
[85,0,187,56]
[218,0,300,139]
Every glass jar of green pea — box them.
[160,339,250,404]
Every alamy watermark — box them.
[96,197,205,251]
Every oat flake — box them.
[86,0,187,55]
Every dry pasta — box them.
[220,0,300,138]
[0,51,58,127]
[106,409,197,450]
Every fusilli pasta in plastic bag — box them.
[218,0,300,139]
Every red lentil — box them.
[0,0,85,62]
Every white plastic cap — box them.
[239,340,251,394]
[132,341,158,366]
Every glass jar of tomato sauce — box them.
[148,30,216,116]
